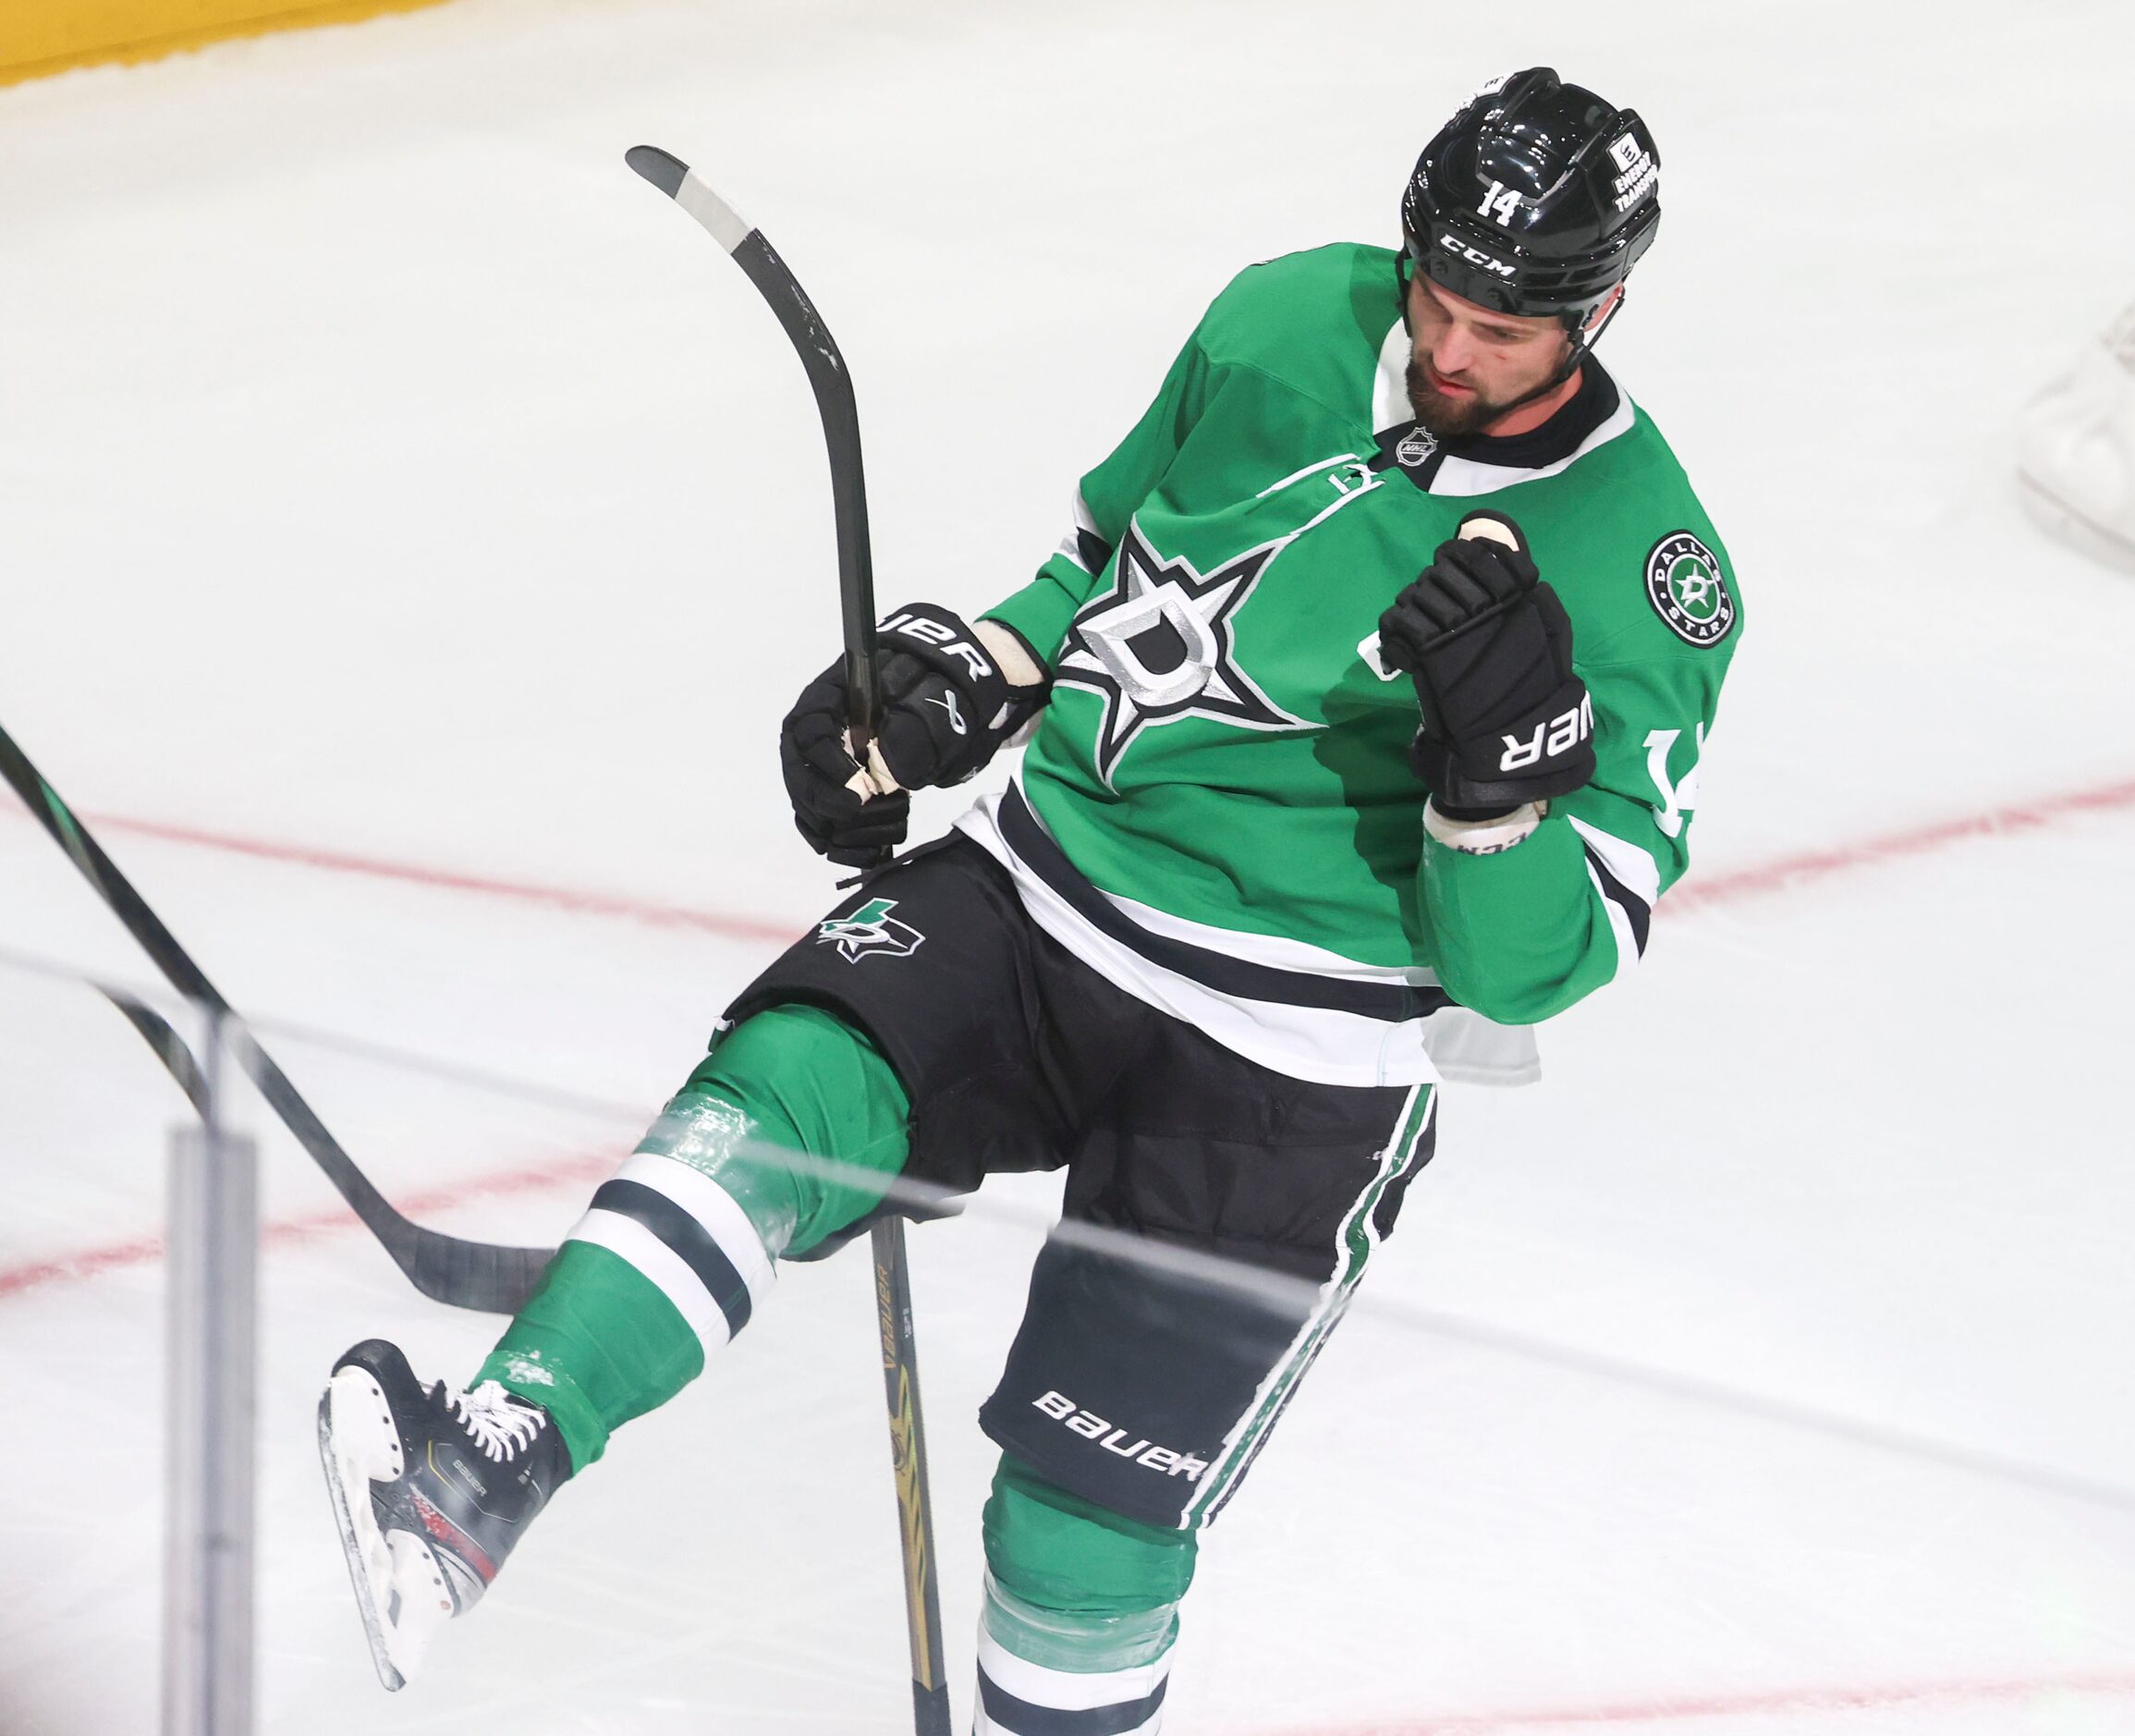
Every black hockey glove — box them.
[780,672,911,866]
[1376,512,1595,820]
[779,603,1044,866]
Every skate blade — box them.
[318,1370,455,1691]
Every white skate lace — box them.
[449,1381,547,1463]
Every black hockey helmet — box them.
[1400,67,1661,330]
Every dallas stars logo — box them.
[1643,531,1736,647]
[1057,524,1311,786]
[815,897,924,963]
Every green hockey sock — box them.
[475,1003,911,1472]
[981,1452,1196,1671]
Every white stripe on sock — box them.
[611,1151,776,1307]
[564,1206,733,1358]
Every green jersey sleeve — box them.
[981,325,1219,665]
[1420,570,1735,1026]
[1420,813,1618,1024]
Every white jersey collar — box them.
[1372,315,1412,436]
[1370,311,1639,495]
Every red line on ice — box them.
[1259,1663,2135,1733]
[1660,774,2135,917]
[0,773,2127,945]
[70,810,804,945]
[6,793,2135,1733]
[5,772,2135,1306]
[0,1149,609,1302]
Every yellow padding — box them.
[1,0,450,87]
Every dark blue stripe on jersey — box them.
[1001,785,1450,1021]
[592,1179,752,1339]
[1074,527,1114,576]
[1581,845,1652,957]
[978,1666,1167,1736]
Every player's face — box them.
[1404,275,1575,436]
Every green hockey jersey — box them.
[954,242,1740,1088]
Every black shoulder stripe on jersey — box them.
[1075,526,1115,576]
[1001,786,1451,1021]
[1581,843,1652,957]
[977,1666,1167,1736]
[591,1179,753,1339]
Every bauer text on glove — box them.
[1375,512,1594,822]
[778,605,1047,864]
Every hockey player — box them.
[321,67,1739,1730]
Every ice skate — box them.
[318,1339,568,1690]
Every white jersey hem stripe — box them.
[1096,882,1445,985]
[956,790,1438,1088]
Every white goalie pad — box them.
[2016,302,2135,573]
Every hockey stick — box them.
[0,722,554,1314]
[626,145,953,1736]
[106,987,211,1115]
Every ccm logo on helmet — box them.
[1436,232,1516,277]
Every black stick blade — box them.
[403,1238,550,1317]
[4,715,557,1316]
[625,144,687,197]
[101,990,210,1117]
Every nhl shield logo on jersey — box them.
[1056,522,1312,787]
[1643,531,1736,647]
[815,897,924,962]
[1394,423,1439,469]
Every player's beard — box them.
[1405,355,1505,438]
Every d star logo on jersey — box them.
[815,897,924,962]
[1057,523,1312,787]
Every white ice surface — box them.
[5,1,2135,1731]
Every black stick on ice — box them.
[625,144,951,1736]
[0,720,554,1315]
